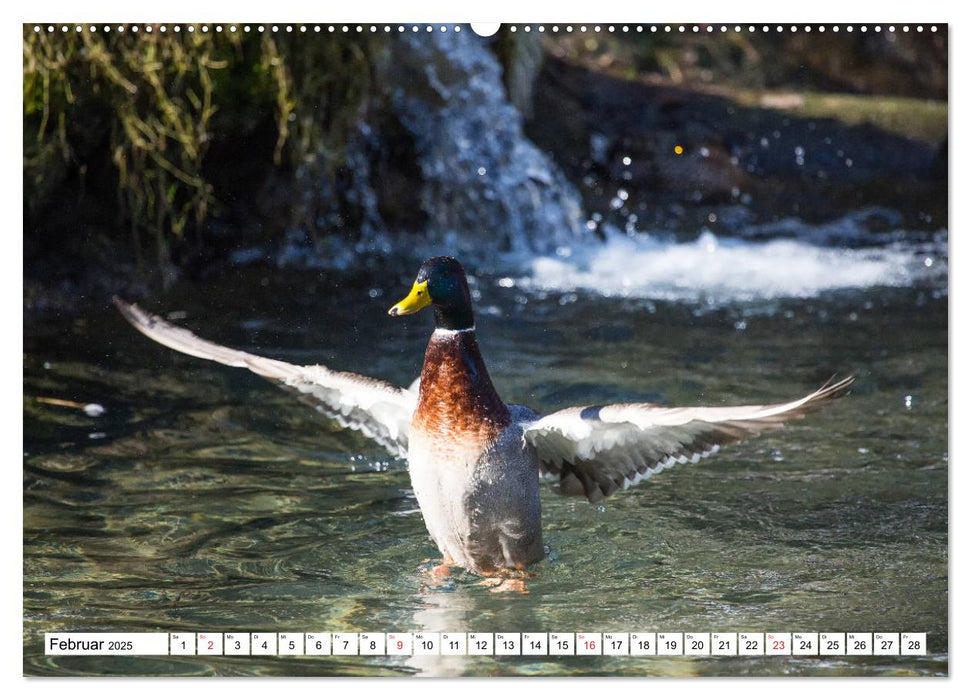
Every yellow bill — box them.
[388,280,431,316]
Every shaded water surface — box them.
[23,267,947,676]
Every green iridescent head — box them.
[388,257,475,331]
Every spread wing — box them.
[521,376,853,502]
[114,298,416,458]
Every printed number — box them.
[881,641,892,650]
[261,641,268,650]
[638,641,652,650]
[369,640,377,650]
[476,640,488,650]
[529,641,542,650]
[772,641,785,650]
[799,641,811,650]
[853,641,866,650]
[342,640,349,650]
[612,640,624,650]
[422,640,434,650]
[108,641,133,651]
[449,640,459,650]
[502,640,514,650]
[234,641,241,650]
[908,640,921,650]
[397,640,404,650]
[745,640,758,650]
[288,640,296,650]
[826,641,839,650]
[556,640,569,650]
[584,640,597,650]
[314,640,323,650]
[717,640,729,650]
[690,641,703,650]
[666,640,678,650]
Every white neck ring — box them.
[433,326,475,336]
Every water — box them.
[23,257,947,676]
[522,225,946,305]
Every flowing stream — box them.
[24,253,946,676]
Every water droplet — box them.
[622,156,632,166]
[83,403,106,417]
[368,287,383,298]
[497,277,515,288]
[699,146,710,157]
[477,166,487,176]
[597,505,607,513]
[617,188,629,201]
[734,320,747,331]
[858,447,869,454]
[904,395,913,409]
[707,212,717,223]
[585,220,598,231]
[924,257,933,267]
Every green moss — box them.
[727,89,947,146]
[796,93,947,146]
[23,25,387,287]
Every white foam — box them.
[519,228,946,304]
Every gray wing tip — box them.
[113,296,157,331]
[814,374,855,401]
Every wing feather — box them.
[522,376,853,502]
[114,298,416,457]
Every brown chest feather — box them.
[413,332,510,442]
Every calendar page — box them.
[22,10,948,681]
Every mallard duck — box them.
[115,256,852,575]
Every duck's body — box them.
[115,256,853,576]
[408,328,543,572]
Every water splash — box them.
[517,225,947,305]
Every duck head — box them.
[388,256,475,331]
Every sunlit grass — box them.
[733,89,947,146]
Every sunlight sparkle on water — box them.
[520,228,945,304]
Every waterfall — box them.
[388,30,585,255]
[274,29,586,270]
